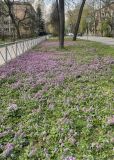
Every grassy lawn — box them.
[0,39,12,44]
[0,39,114,159]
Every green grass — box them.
[0,38,12,44]
[0,39,114,159]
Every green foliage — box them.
[50,2,59,36]
[101,19,111,37]
[36,5,45,36]
[66,4,93,34]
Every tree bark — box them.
[58,0,65,48]
[56,0,60,40]
[73,0,86,41]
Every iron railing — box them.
[0,36,47,66]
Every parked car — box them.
[77,33,83,36]
[66,33,74,36]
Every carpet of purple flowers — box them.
[0,39,114,159]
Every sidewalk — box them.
[78,36,114,46]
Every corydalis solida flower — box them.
[0,50,113,96]
[2,143,14,157]
[107,116,114,125]
[8,103,18,112]
[64,156,76,160]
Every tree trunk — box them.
[56,0,60,41]
[9,11,21,39]
[58,0,65,48]
[73,0,86,41]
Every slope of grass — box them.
[0,39,114,160]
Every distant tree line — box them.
[47,0,114,48]
[49,0,86,48]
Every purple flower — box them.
[8,103,18,112]
[11,81,21,89]
[48,103,54,110]
[28,147,37,157]
[14,129,25,139]
[0,130,12,138]
[64,156,76,160]
[2,143,14,157]
[107,116,114,125]
[32,108,41,114]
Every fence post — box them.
[5,44,8,62]
[27,40,29,51]
[0,36,46,66]
[15,42,17,57]
[30,40,32,49]
[23,41,24,53]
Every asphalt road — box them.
[78,36,114,46]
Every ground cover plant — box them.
[0,39,114,159]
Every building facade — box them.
[0,1,37,39]
[94,2,114,36]
[0,1,14,37]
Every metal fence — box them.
[0,36,47,66]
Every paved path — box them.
[78,36,114,46]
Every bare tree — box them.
[73,0,86,41]
[50,2,59,36]
[0,0,35,39]
[58,0,65,48]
